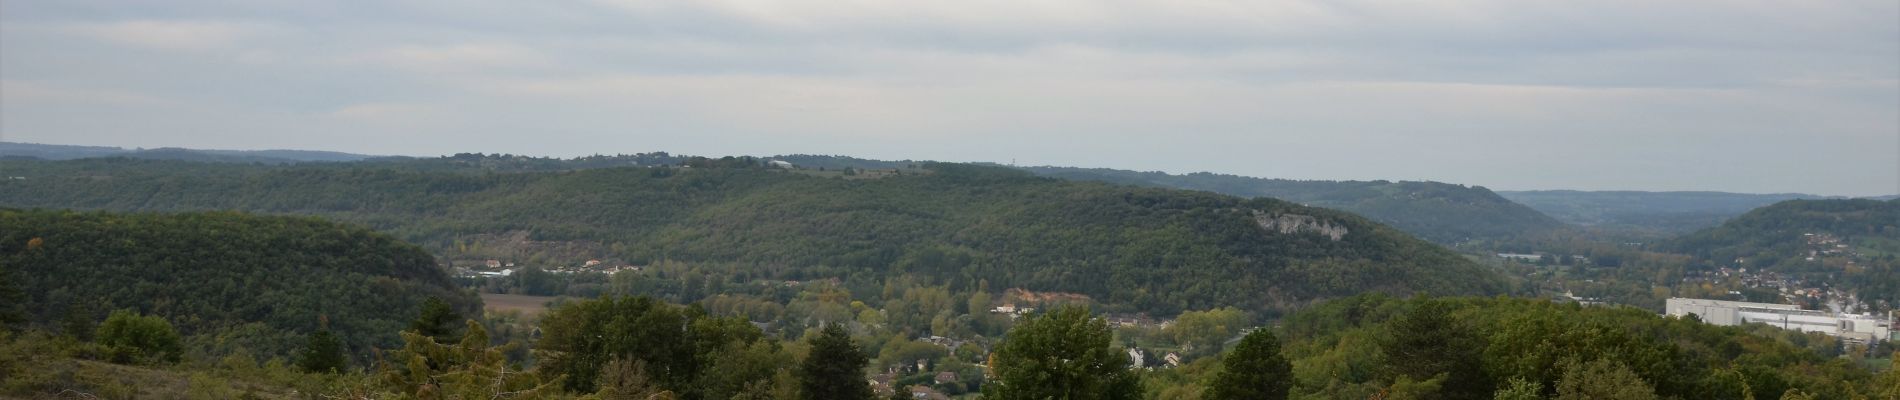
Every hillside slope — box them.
[0,157,1504,314]
[0,209,478,359]
[1018,166,1566,244]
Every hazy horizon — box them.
[3,1,1896,196]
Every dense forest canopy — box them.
[1016,166,1567,244]
[1,146,1573,245]
[0,209,478,360]
[0,157,1502,315]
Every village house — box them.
[868,373,895,397]
[908,386,948,400]
[934,371,959,385]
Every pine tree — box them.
[408,296,461,342]
[60,301,98,341]
[983,306,1141,400]
[799,323,873,400]
[0,261,26,331]
[1204,329,1292,400]
[299,316,347,374]
[1382,297,1489,400]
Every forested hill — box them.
[0,209,478,359]
[1659,199,1900,308]
[1015,166,1566,244]
[1660,199,1900,261]
[0,157,1503,314]
[1499,190,1836,235]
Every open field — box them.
[479,293,561,317]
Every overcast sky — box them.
[2,1,1895,196]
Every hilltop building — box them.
[1664,298,1893,343]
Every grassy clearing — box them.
[480,292,561,317]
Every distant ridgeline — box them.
[1014,166,1567,244]
[0,156,1502,314]
[0,141,379,164]
[1498,190,1839,235]
[0,209,479,359]
[1660,199,1900,307]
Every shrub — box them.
[95,309,182,364]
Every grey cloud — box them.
[1,0,1894,196]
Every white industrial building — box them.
[1664,298,1893,343]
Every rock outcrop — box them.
[1253,211,1349,241]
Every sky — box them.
[2,1,1896,196]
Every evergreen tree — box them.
[983,306,1140,400]
[1204,329,1292,400]
[59,301,98,341]
[1382,297,1489,400]
[298,317,347,374]
[408,296,461,342]
[0,261,25,331]
[799,323,873,400]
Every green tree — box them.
[535,296,763,396]
[983,306,1140,400]
[298,318,347,374]
[800,323,872,400]
[1554,358,1657,400]
[704,341,794,400]
[0,261,24,331]
[60,301,98,341]
[1873,352,1899,400]
[1493,377,1543,400]
[95,309,182,364]
[408,296,462,342]
[1204,329,1292,400]
[1382,298,1488,400]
